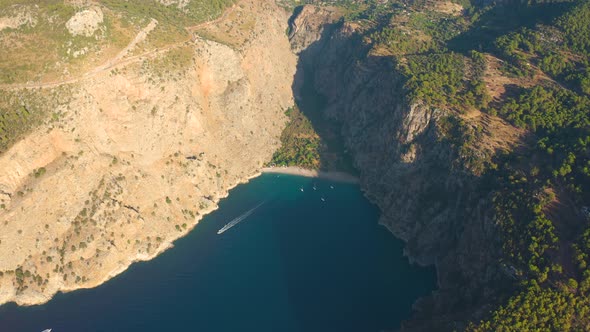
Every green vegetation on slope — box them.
[401,51,490,110]
[461,1,590,330]
[269,107,322,169]
[0,0,235,83]
[468,283,590,331]
[472,76,590,331]
[0,86,74,154]
[102,0,233,25]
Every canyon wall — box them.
[290,7,513,330]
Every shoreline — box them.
[261,166,359,184]
[1,167,356,308]
[1,169,265,308]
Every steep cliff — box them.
[289,6,521,330]
[0,0,296,306]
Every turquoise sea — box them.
[0,174,435,332]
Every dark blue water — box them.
[0,174,435,332]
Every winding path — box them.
[89,19,158,76]
[0,4,237,91]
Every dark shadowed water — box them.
[0,174,435,332]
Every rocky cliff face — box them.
[290,7,512,330]
[0,0,296,306]
[288,5,341,55]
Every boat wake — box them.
[217,201,266,235]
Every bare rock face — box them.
[288,5,341,55]
[0,5,37,32]
[157,0,191,10]
[66,7,104,37]
[0,0,296,306]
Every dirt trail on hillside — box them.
[89,19,158,75]
[0,4,237,91]
[0,19,160,90]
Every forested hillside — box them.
[288,0,590,330]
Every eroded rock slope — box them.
[0,0,295,306]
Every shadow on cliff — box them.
[448,1,574,54]
[289,20,358,174]
[288,15,522,330]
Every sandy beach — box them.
[261,166,359,184]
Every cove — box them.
[0,174,435,332]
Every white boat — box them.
[321,197,325,202]
[330,185,334,189]
[217,201,266,235]
[41,329,52,332]
[313,185,317,191]
[300,188,304,192]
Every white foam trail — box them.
[217,201,266,235]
